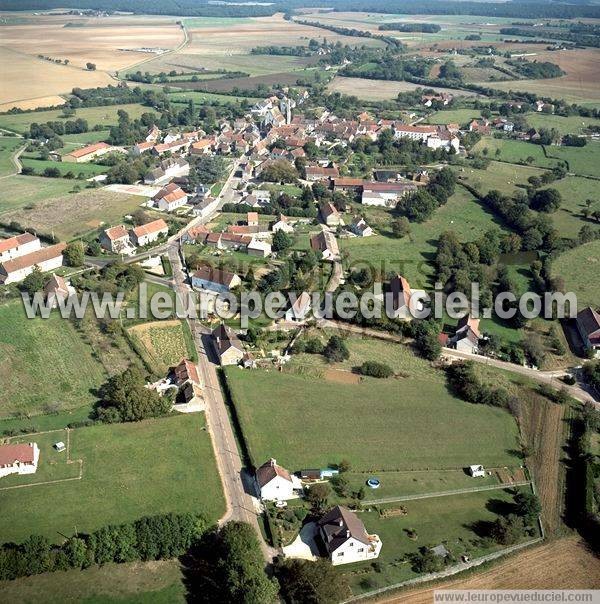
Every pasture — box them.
[0,175,76,215]
[224,335,520,472]
[525,113,600,136]
[341,187,501,287]
[1,187,145,240]
[544,142,600,178]
[0,136,23,176]
[547,176,600,238]
[426,108,483,126]
[552,240,600,310]
[0,300,107,419]
[0,103,155,135]
[20,157,108,178]
[472,138,557,169]
[0,414,225,543]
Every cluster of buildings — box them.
[100,218,168,254]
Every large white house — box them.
[318,506,382,565]
[0,242,66,285]
[255,458,302,501]
[0,443,39,478]
[130,219,169,247]
[0,232,41,263]
[152,183,188,212]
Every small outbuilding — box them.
[54,442,66,452]
[468,464,486,478]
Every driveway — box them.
[282,521,320,561]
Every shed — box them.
[54,442,66,452]
[300,469,321,480]
[468,464,485,477]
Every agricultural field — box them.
[341,187,501,287]
[546,176,600,238]
[0,559,185,604]
[128,319,194,376]
[0,103,155,135]
[60,129,111,147]
[345,488,536,594]
[0,176,77,215]
[1,187,145,240]
[525,113,600,136]
[544,142,600,178]
[0,414,225,543]
[225,335,520,471]
[0,135,23,176]
[426,108,483,126]
[552,240,600,310]
[20,157,108,178]
[167,90,262,105]
[327,76,477,101]
[472,137,557,169]
[0,300,107,419]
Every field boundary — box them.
[363,481,531,505]
[0,428,83,491]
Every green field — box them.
[21,157,107,177]
[546,176,599,238]
[552,240,600,310]
[341,187,501,287]
[225,336,520,471]
[544,142,600,178]
[0,104,155,135]
[0,301,108,419]
[426,108,483,126]
[0,559,184,604]
[0,175,75,214]
[525,113,600,136]
[473,137,557,169]
[0,414,225,543]
[346,488,534,594]
[168,90,262,104]
[183,16,252,27]
[60,129,111,148]
[0,135,23,176]
[455,160,548,197]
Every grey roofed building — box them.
[318,505,371,552]
[431,544,450,558]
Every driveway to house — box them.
[282,521,319,561]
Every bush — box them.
[359,361,394,378]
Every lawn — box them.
[0,175,74,215]
[20,157,108,177]
[472,137,557,169]
[340,187,502,288]
[345,488,535,594]
[455,160,548,197]
[0,104,155,135]
[0,414,225,543]
[525,113,600,136]
[1,186,145,240]
[544,142,600,178]
[552,240,600,310]
[0,559,185,604]
[0,135,23,176]
[224,336,520,472]
[426,108,483,126]
[0,300,108,419]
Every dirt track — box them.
[377,538,600,603]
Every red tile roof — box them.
[132,219,168,238]
[0,232,38,255]
[66,142,110,159]
[0,443,35,466]
[0,243,66,275]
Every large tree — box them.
[277,559,350,604]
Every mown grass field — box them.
[552,240,600,310]
[426,108,483,126]
[0,103,154,135]
[0,135,23,176]
[546,176,599,238]
[1,187,144,240]
[544,142,600,178]
[473,137,557,169]
[525,113,600,136]
[60,130,111,147]
[225,336,520,472]
[0,300,108,419]
[345,488,535,594]
[0,414,225,543]
[0,175,75,214]
[0,559,185,604]
[20,157,107,177]
[341,187,501,287]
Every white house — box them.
[450,315,480,354]
[468,464,486,478]
[0,232,41,263]
[285,291,311,323]
[100,225,133,253]
[255,458,302,501]
[152,183,188,212]
[0,243,66,285]
[349,217,373,237]
[272,215,294,234]
[130,219,169,247]
[310,229,339,262]
[426,134,460,153]
[191,266,241,294]
[0,443,39,478]
[212,323,246,366]
[247,238,271,258]
[318,506,382,566]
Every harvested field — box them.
[1,187,144,240]
[324,368,361,384]
[519,393,566,535]
[327,76,479,101]
[378,538,600,602]
[478,48,600,103]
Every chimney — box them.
[338,519,343,527]
[346,530,350,538]
[270,458,276,467]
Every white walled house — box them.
[130,219,169,247]
[255,458,302,501]
[100,225,133,254]
[469,465,486,478]
[212,323,246,366]
[0,443,39,478]
[153,183,188,212]
[0,232,41,263]
[0,243,66,285]
[285,291,312,323]
[318,506,382,566]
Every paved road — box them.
[166,242,276,562]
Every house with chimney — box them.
[129,219,169,247]
[450,314,481,354]
[255,458,302,502]
[0,243,66,285]
[191,266,241,294]
[0,232,41,263]
[152,183,188,212]
[211,323,246,366]
[317,506,382,566]
[100,225,133,254]
[576,307,600,357]
[0,443,40,478]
